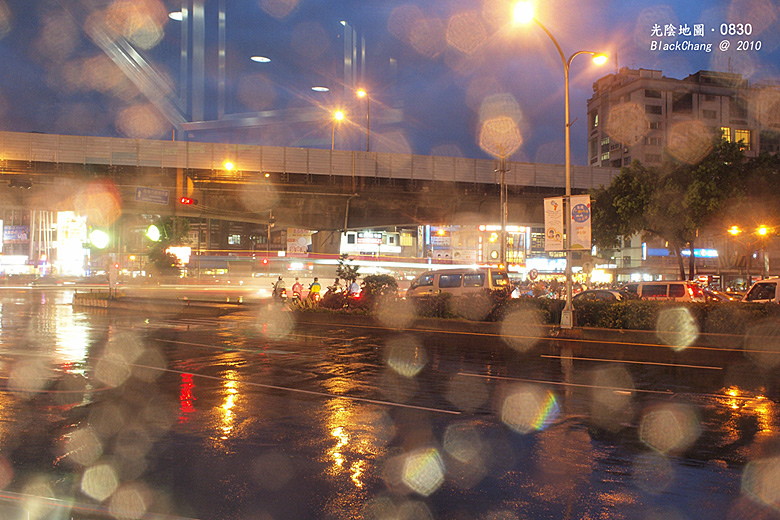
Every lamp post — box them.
[758,225,769,280]
[357,89,370,152]
[331,110,344,151]
[513,2,607,328]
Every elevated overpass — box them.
[0,131,620,230]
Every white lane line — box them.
[457,371,673,395]
[540,354,723,370]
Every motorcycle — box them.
[271,283,287,302]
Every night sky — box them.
[0,0,778,165]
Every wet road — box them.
[1,288,779,519]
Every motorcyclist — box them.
[273,276,286,299]
[291,277,303,300]
[308,277,321,300]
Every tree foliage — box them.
[591,138,747,280]
[147,217,190,276]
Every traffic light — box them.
[180,196,198,205]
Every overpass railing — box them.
[0,131,620,190]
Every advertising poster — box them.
[286,228,311,254]
[544,197,563,251]
[569,195,592,249]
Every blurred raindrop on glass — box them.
[500,306,544,353]
[32,12,78,62]
[633,452,675,494]
[606,102,650,147]
[500,384,559,434]
[21,478,56,518]
[742,455,780,511]
[401,447,446,496]
[446,11,487,55]
[73,179,122,228]
[385,336,428,377]
[238,181,279,214]
[478,93,524,158]
[108,482,150,520]
[633,7,679,48]
[639,403,700,454]
[251,451,296,490]
[260,0,299,19]
[375,296,415,329]
[291,21,329,60]
[666,120,714,165]
[7,359,54,396]
[656,307,699,350]
[588,365,636,431]
[744,319,780,368]
[63,427,104,466]
[237,74,277,111]
[362,497,433,520]
[452,291,492,321]
[533,423,593,495]
[102,0,167,50]
[81,463,119,502]
[116,103,170,139]
[446,374,489,413]
[255,304,295,340]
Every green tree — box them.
[147,216,190,276]
[335,254,360,289]
[592,139,745,280]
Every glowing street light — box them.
[89,229,110,249]
[223,160,234,171]
[332,110,345,151]
[357,89,370,152]
[513,1,608,328]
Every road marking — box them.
[458,372,673,395]
[540,354,722,370]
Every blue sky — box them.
[0,0,778,165]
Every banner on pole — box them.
[569,195,592,249]
[544,197,563,251]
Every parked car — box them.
[572,289,637,302]
[624,281,705,302]
[742,278,780,303]
[406,267,511,299]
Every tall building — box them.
[586,68,780,168]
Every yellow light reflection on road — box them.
[220,371,239,439]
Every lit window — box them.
[721,127,731,142]
[734,129,751,150]
[601,152,610,161]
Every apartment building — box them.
[586,68,780,168]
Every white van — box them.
[743,278,780,303]
[629,281,705,302]
[406,268,511,299]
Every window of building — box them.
[645,89,662,98]
[645,153,662,163]
[734,129,751,150]
[731,96,748,120]
[645,137,662,146]
[646,104,663,115]
[649,121,662,129]
[623,157,632,165]
[601,152,610,162]
[673,92,693,113]
[704,94,717,101]
[590,112,599,128]
[400,233,413,247]
[721,127,731,141]
[703,109,717,119]
[228,234,241,245]
[601,136,610,146]
[347,233,356,244]
[589,139,598,158]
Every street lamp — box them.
[357,89,370,152]
[758,225,769,280]
[513,1,607,329]
[332,110,344,151]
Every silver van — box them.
[406,268,511,299]
[743,278,780,303]
[629,281,705,302]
